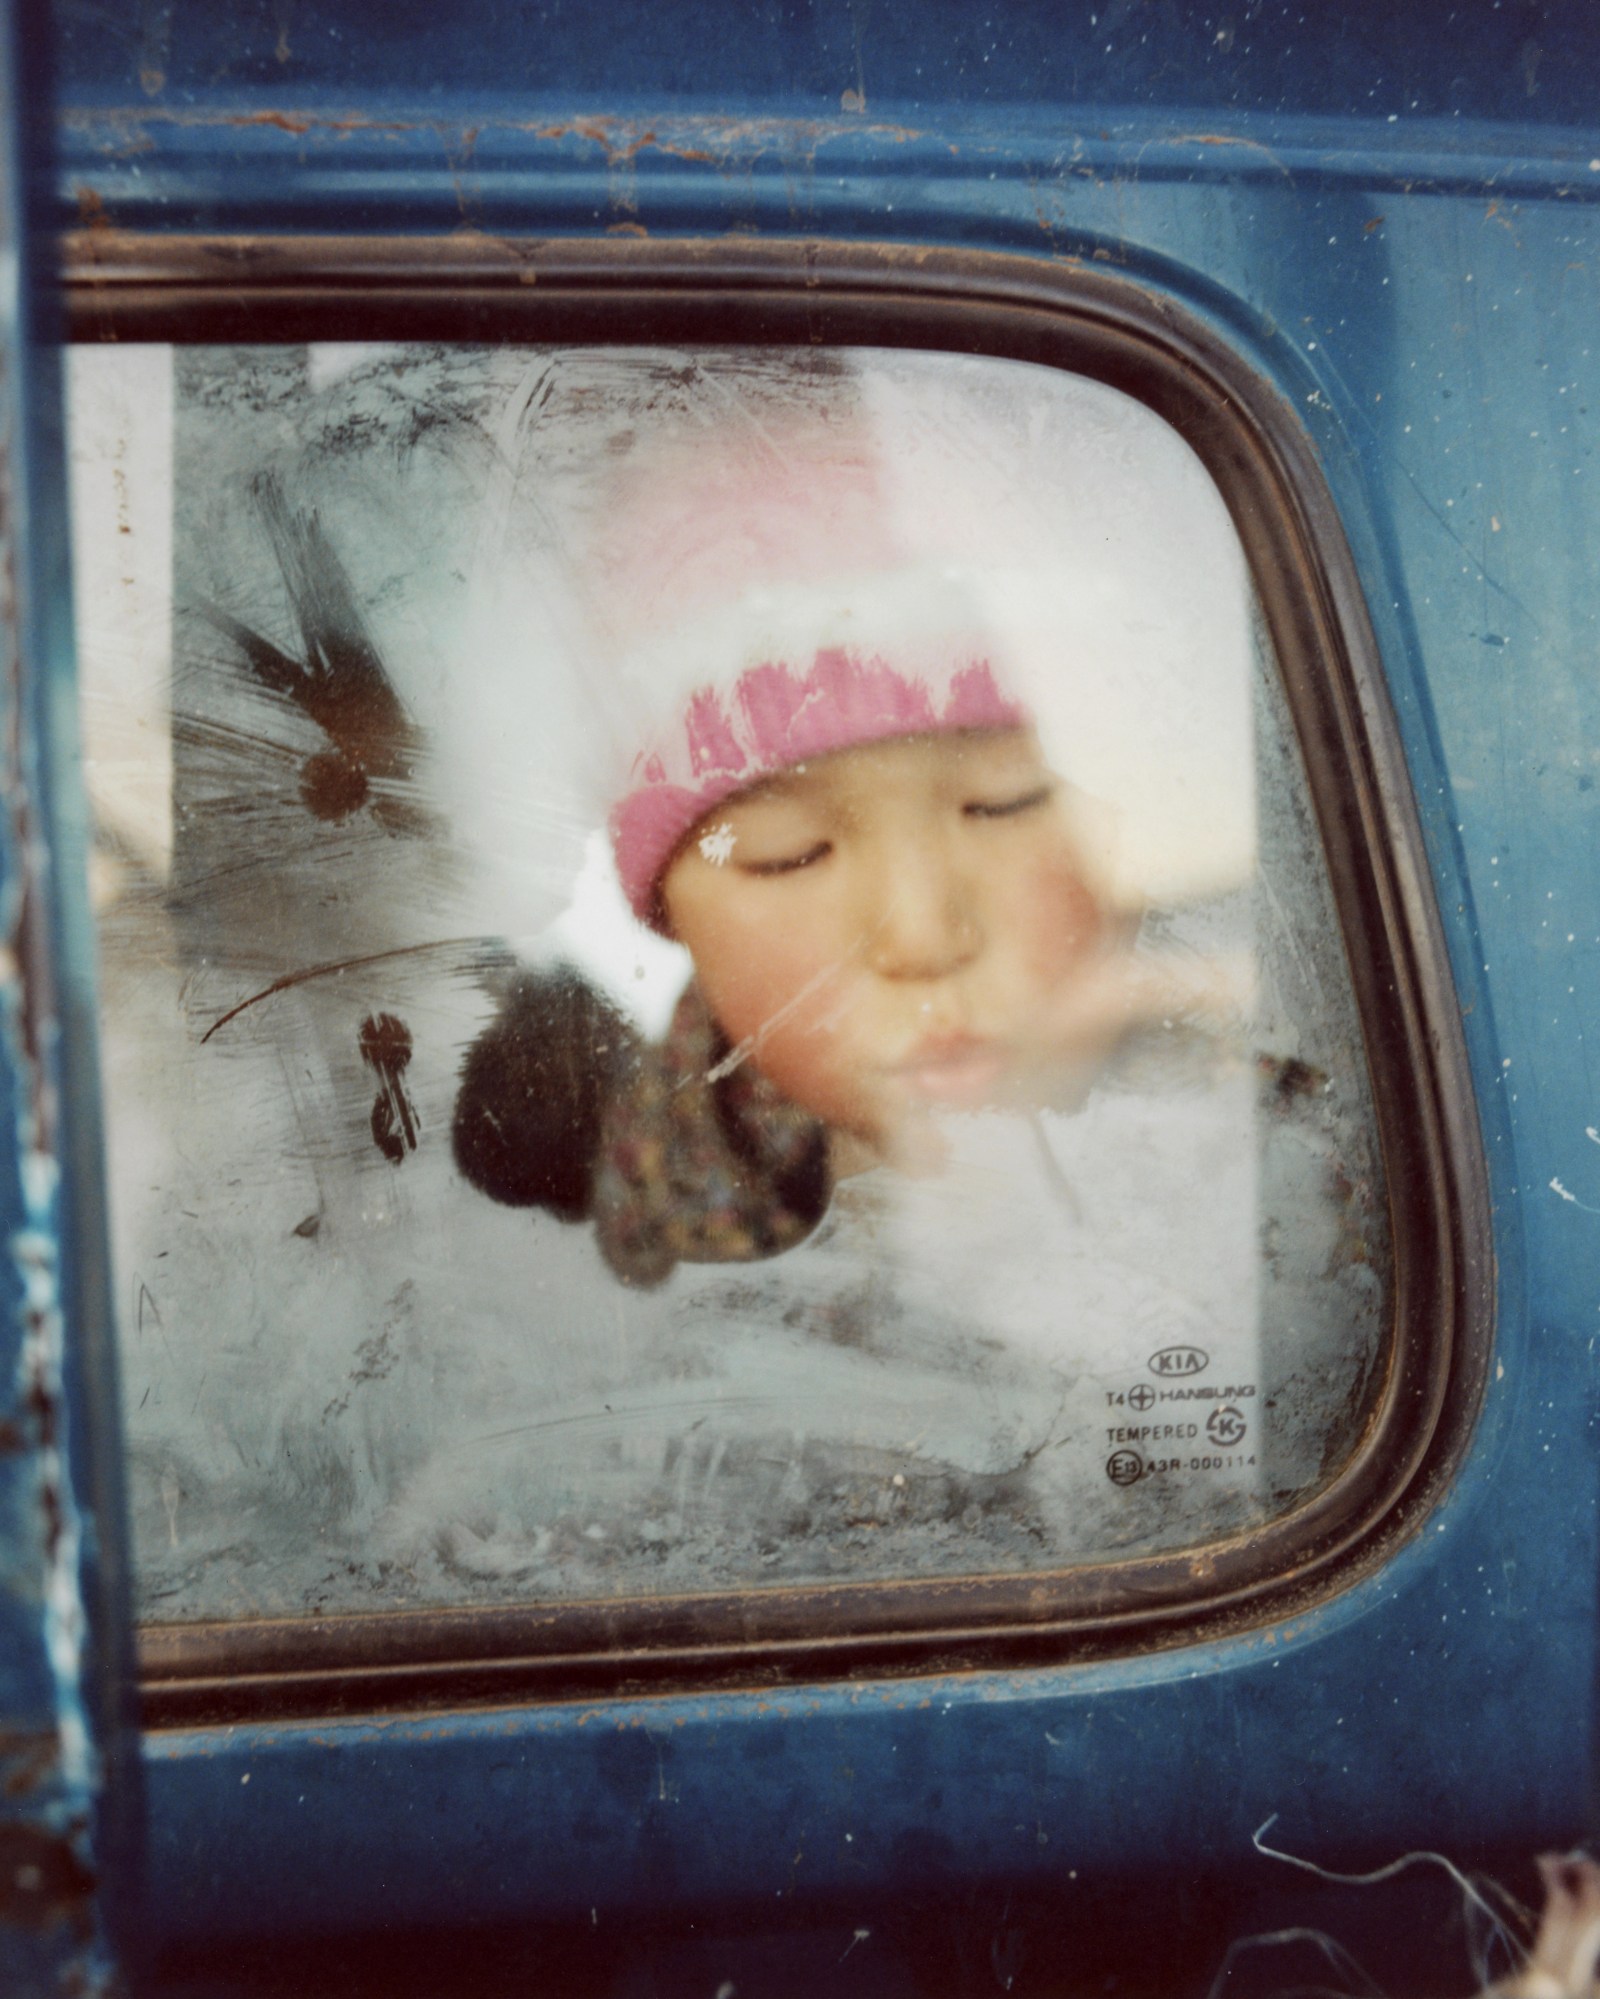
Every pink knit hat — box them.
[598,410,1029,926]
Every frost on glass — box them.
[68,343,1391,1623]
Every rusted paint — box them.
[233,109,314,136]
[0,1824,94,1934]
[530,111,923,171]
[71,188,109,236]
[1168,131,1294,177]
[530,117,689,164]
[0,62,109,1972]
[0,1730,60,1800]
[59,104,924,173]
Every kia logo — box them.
[1148,1346,1209,1378]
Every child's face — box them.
[660,729,1111,1171]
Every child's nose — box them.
[865,847,980,981]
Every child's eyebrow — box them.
[725,766,822,808]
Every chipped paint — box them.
[0,8,116,1980]
[2,391,97,1813]
[56,103,924,165]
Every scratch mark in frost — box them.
[698,955,845,1085]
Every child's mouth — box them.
[895,1036,1006,1106]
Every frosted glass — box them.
[68,343,1389,1621]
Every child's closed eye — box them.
[740,841,833,877]
[963,783,1053,821]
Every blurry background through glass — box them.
[69,343,1391,1624]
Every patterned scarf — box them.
[591,983,832,1288]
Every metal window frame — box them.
[59,232,1493,1727]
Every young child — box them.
[452,382,1231,1286]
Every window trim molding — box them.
[60,232,1493,1727]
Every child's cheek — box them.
[695,906,850,1057]
[703,928,872,1124]
[1015,849,1106,991]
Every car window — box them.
[68,339,1390,1647]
